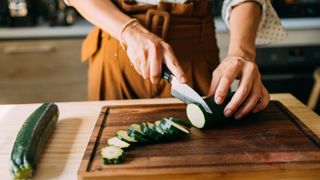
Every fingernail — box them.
[180,77,187,83]
[224,109,232,118]
[215,96,223,105]
[235,114,242,120]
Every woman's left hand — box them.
[207,56,270,120]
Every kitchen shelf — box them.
[1,17,319,40]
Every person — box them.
[65,0,286,120]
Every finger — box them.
[138,51,149,79]
[163,45,187,83]
[133,61,142,76]
[224,64,256,117]
[207,69,222,97]
[212,57,244,104]
[234,79,261,120]
[126,47,142,75]
[214,67,240,105]
[253,84,270,113]
[149,45,162,84]
[140,59,150,79]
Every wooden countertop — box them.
[0,93,319,179]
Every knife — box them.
[161,65,213,114]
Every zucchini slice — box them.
[160,119,189,137]
[164,117,192,128]
[140,122,161,142]
[128,124,150,143]
[153,121,168,137]
[116,130,137,143]
[154,120,174,139]
[186,92,235,129]
[101,146,124,164]
[10,103,59,179]
[107,137,130,149]
[186,103,206,128]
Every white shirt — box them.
[222,0,287,44]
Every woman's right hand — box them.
[121,20,187,84]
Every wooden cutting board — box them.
[78,101,320,179]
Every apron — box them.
[81,0,220,100]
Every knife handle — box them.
[161,64,172,81]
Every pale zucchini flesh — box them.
[167,120,190,134]
[132,124,143,133]
[107,137,130,148]
[128,124,150,143]
[101,146,124,164]
[186,103,206,128]
[116,130,137,143]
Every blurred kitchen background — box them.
[0,0,320,114]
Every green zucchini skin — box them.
[187,92,235,129]
[11,103,59,179]
[128,124,150,143]
[140,122,161,142]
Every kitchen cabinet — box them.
[0,38,87,104]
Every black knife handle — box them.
[161,64,172,81]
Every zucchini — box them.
[101,146,124,164]
[186,92,235,128]
[159,119,189,137]
[10,103,59,179]
[140,122,161,142]
[115,130,137,143]
[128,124,150,143]
[154,120,173,139]
[107,137,130,149]
[163,117,192,128]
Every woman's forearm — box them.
[68,0,131,39]
[228,2,262,61]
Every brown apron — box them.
[81,0,220,100]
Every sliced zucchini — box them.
[116,130,137,143]
[186,92,235,129]
[146,122,155,129]
[128,124,150,143]
[159,119,189,138]
[164,117,192,128]
[165,119,190,134]
[153,121,168,137]
[154,120,173,139]
[140,122,161,142]
[107,137,130,149]
[147,122,165,141]
[101,146,124,164]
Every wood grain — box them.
[78,101,320,179]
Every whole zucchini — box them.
[11,103,59,179]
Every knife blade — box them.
[161,65,212,114]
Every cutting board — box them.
[78,101,320,179]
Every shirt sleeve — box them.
[222,0,287,45]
